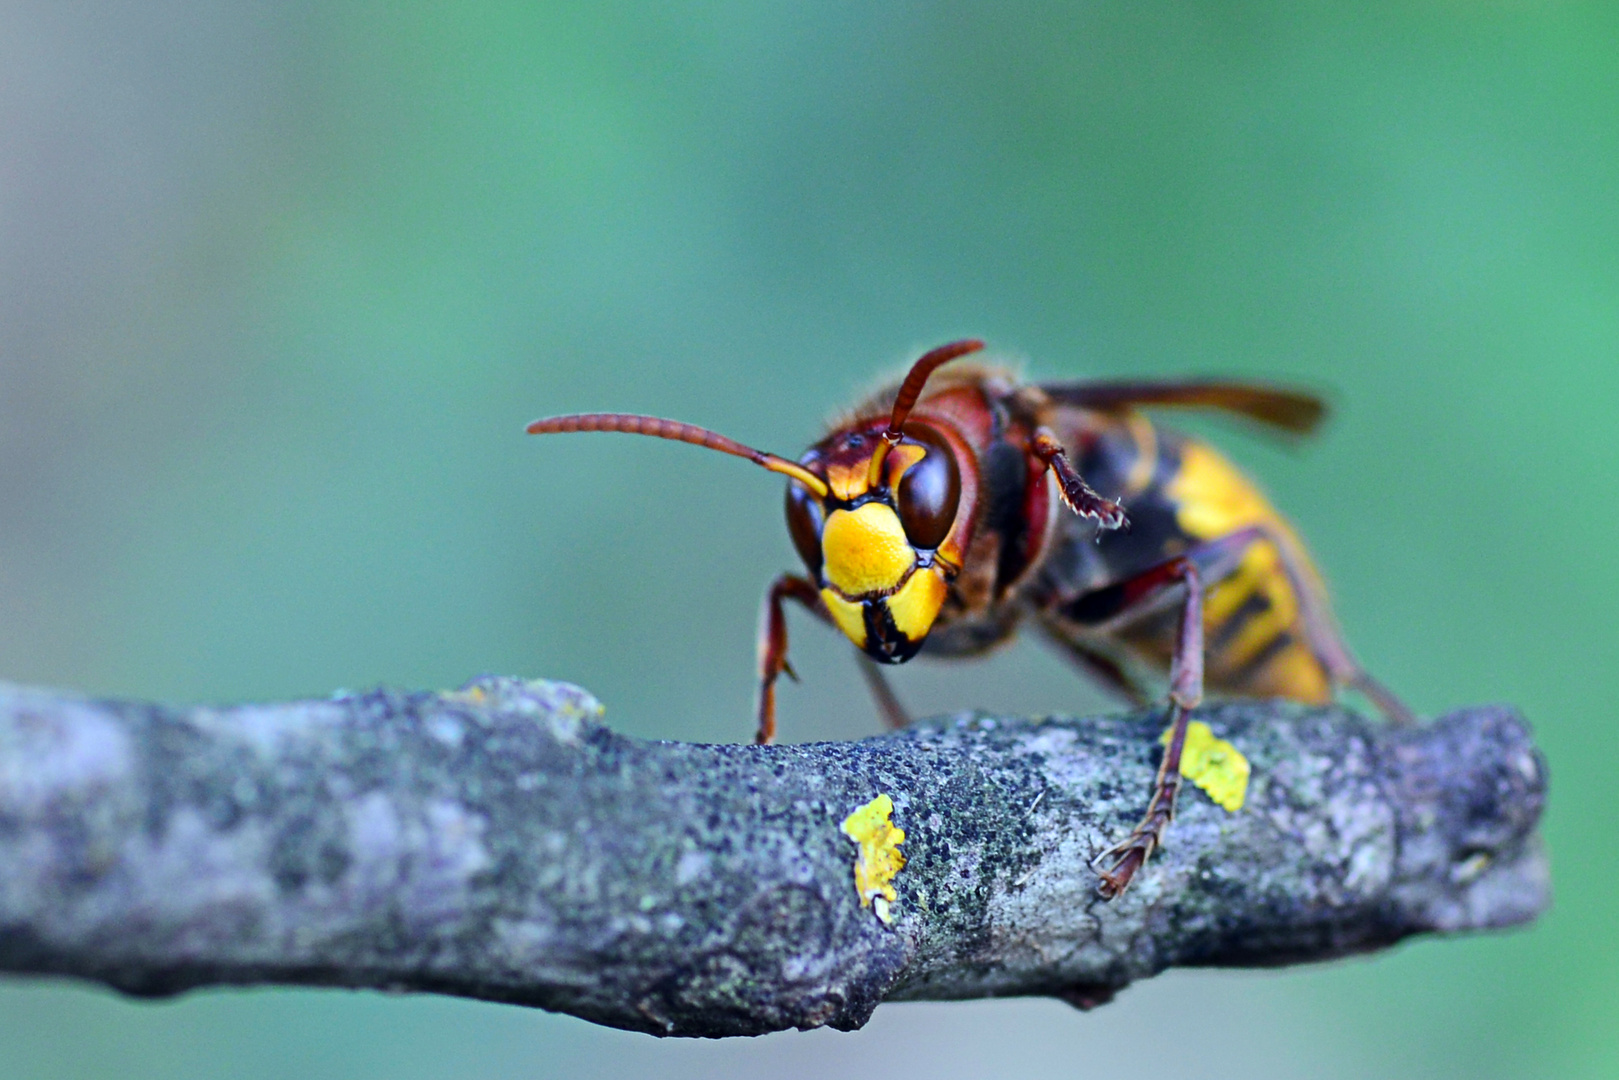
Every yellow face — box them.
[817,502,951,663]
[784,428,962,664]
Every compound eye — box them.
[784,480,825,577]
[895,430,960,550]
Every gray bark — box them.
[0,676,1547,1037]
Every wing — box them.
[1038,379,1327,436]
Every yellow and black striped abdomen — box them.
[1032,415,1341,705]
[1159,438,1331,702]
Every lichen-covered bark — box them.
[0,677,1547,1037]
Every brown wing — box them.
[1039,379,1327,435]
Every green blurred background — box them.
[1,1,1613,1077]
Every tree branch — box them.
[0,676,1547,1037]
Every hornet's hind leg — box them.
[1209,521,1416,725]
[1068,555,1207,899]
[1049,527,1274,896]
[1052,524,1411,897]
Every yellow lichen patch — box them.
[841,794,906,924]
[1161,721,1250,812]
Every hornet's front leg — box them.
[755,574,824,745]
[1030,426,1128,530]
[755,574,917,742]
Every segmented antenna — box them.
[526,412,828,497]
[867,339,986,486]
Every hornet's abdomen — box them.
[1054,421,1334,703]
[1164,437,1331,701]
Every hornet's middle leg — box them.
[857,654,912,730]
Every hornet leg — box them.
[857,653,912,730]
[1196,522,1416,725]
[755,575,914,741]
[1030,427,1127,529]
[755,574,823,745]
[1070,523,1411,897]
[1084,555,1205,899]
[1064,522,1414,725]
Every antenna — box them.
[526,412,829,498]
[867,339,986,487]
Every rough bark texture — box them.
[0,676,1547,1037]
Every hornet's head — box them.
[785,423,963,663]
[525,339,984,665]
